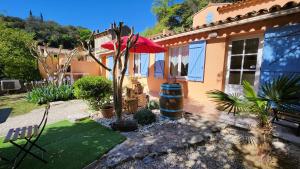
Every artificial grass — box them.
[0,93,42,116]
[0,119,126,169]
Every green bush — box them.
[27,85,74,104]
[73,76,112,99]
[134,108,156,125]
[73,76,113,110]
[147,100,159,110]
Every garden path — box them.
[0,100,89,136]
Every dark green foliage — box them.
[134,108,156,125]
[26,85,74,104]
[147,100,160,110]
[0,14,91,49]
[73,76,113,110]
[0,23,40,81]
[111,120,138,132]
[73,76,112,99]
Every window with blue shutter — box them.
[107,56,113,80]
[154,53,165,78]
[140,53,149,77]
[188,41,206,82]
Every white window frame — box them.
[134,53,141,76]
[168,45,189,79]
[225,35,264,93]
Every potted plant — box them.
[98,96,114,118]
[89,95,114,118]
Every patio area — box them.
[0,93,300,169]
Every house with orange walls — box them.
[38,46,100,83]
[96,0,300,116]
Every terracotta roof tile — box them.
[150,1,300,41]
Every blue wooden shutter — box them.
[154,53,165,78]
[261,24,300,83]
[140,53,149,77]
[188,41,206,82]
[107,56,113,80]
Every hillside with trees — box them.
[142,0,238,37]
[0,11,91,81]
[0,11,91,49]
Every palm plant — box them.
[206,90,246,115]
[207,75,300,127]
[259,75,300,114]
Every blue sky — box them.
[0,0,174,33]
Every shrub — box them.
[147,100,159,110]
[73,76,113,110]
[134,108,156,125]
[73,76,112,99]
[27,84,73,104]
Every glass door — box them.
[225,36,263,94]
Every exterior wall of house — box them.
[193,0,300,28]
[114,12,300,114]
[39,56,59,79]
[192,4,226,27]
[71,60,101,75]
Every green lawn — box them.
[0,93,42,116]
[0,119,126,169]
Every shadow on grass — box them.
[0,119,126,169]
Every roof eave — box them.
[154,6,300,43]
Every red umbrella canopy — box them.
[101,35,166,53]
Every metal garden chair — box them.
[3,103,50,169]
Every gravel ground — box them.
[0,100,89,136]
[112,126,300,169]
[90,111,300,169]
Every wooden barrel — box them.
[159,83,183,119]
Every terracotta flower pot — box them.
[100,105,114,118]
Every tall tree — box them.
[40,13,44,22]
[0,23,40,81]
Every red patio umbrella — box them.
[101,35,166,53]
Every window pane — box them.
[170,48,179,76]
[229,71,241,84]
[231,40,244,55]
[134,54,140,74]
[245,38,259,54]
[243,55,257,70]
[242,71,255,85]
[230,56,242,69]
[181,46,189,76]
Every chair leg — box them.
[10,141,47,169]
[25,138,47,152]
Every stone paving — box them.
[0,100,89,136]
[88,111,300,169]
